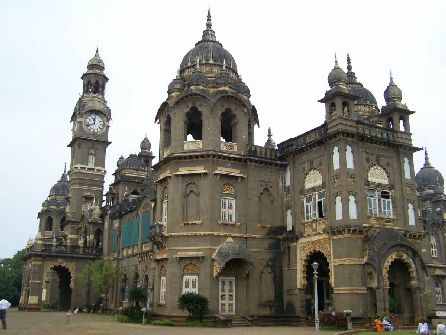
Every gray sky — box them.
[1,0,445,258]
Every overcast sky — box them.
[1,0,445,258]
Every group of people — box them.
[373,316,395,332]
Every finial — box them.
[207,8,212,29]
[265,127,276,149]
[95,47,99,57]
[222,58,226,69]
[187,53,191,66]
[389,69,394,83]
[334,53,338,66]
[196,56,200,69]
[347,53,352,71]
[425,148,431,166]
[64,162,67,174]
[176,68,180,79]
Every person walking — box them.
[0,299,11,330]
[416,320,429,335]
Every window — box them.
[88,149,95,167]
[182,275,198,294]
[285,166,291,187]
[221,197,235,222]
[348,195,357,220]
[346,145,354,169]
[162,200,168,225]
[304,191,325,221]
[404,158,411,179]
[436,282,444,304]
[367,190,378,217]
[431,236,439,258]
[185,106,202,141]
[221,108,236,142]
[286,209,293,231]
[60,216,66,231]
[381,191,393,218]
[45,216,53,232]
[160,276,166,304]
[333,146,340,170]
[335,195,342,220]
[408,203,416,226]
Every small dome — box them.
[187,71,208,86]
[416,150,444,189]
[140,136,151,152]
[215,72,233,85]
[168,76,186,92]
[87,48,105,72]
[120,154,146,171]
[345,54,377,106]
[328,58,347,87]
[49,169,69,197]
[234,80,250,95]
[179,10,238,74]
[117,155,125,166]
[384,73,403,104]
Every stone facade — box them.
[20,11,446,324]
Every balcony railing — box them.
[25,243,102,257]
[221,141,237,152]
[184,140,202,150]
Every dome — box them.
[87,48,105,71]
[117,155,125,166]
[140,136,151,152]
[384,73,403,104]
[416,150,444,189]
[49,167,69,197]
[187,70,208,86]
[215,72,233,85]
[328,58,347,87]
[168,76,186,92]
[234,80,250,95]
[120,154,146,171]
[179,10,238,73]
[346,54,377,105]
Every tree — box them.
[178,293,209,320]
[0,249,25,306]
[82,259,121,310]
[128,287,147,307]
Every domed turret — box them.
[140,136,151,152]
[168,71,186,93]
[117,155,125,167]
[234,77,250,96]
[416,149,444,194]
[384,72,402,104]
[49,165,69,197]
[187,69,208,86]
[328,56,347,88]
[346,54,377,106]
[120,154,147,171]
[87,48,105,72]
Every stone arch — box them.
[382,250,417,289]
[298,238,332,288]
[43,261,75,289]
[221,108,237,142]
[259,187,274,226]
[184,182,200,222]
[259,262,274,303]
[304,169,323,189]
[185,106,203,141]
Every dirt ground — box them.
[3,309,339,335]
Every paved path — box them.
[5,309,339,335]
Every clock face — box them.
[84,113,105,134]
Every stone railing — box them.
[356,123,395,142]
[221,141,237,152]
[184,140,202,150]
[246,144,278,159]
[278,124,327,156]
[25,243,102,257]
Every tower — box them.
[66,49,111,245]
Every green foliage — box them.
[121,306,147,323]
[319,310,347,329]
[128,287,147,307]
[116,315,131,323]
[81,259,121,309]
[0,249,25,306]
[184,319,213,327]
[177,293,209,321]
[150,319,174,326]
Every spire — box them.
[390,69,394,84]
[347,53,352,71]
[334,53,338,67]
[425,148,432,167]
[95,47,99,57]
[264,127,277,149]
[201,9,217,42]
[64,162,67,174]
[346,53,358,84]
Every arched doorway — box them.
[387,259,414,323]
[305,251,331,317]
[52,265,72,311]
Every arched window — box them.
[184,183,200,222]
[286,209,293,231]
[348,195,357,220]
[133,273,140,288]
[45,216,53,232]
[408,203,416,226]
[60,216,66,231]
[404,157,411,179]
[387,117,394,129]
[284,166,291,187]
[88,149,95,167]
[329,102,336,119]
[436,281,444,304]
[221,183,235,222]
[335,196,342,220]
[163,115,171,148]
[162,187,168,225]
[160,266,166,304]
[260,188,274,226]
[185,107,202,141]
[381,191,393,218]
[221,108,237,142]
[122,275,128,301]
[342,101,350,117]
[431,236,439,258]
[332,146,340,170]
[93,80,100,94]
[400,116,407,132]
[182,263,198,294]
[346,145,354,169]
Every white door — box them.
[219,277,235,314]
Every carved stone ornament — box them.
[222,183,235,194]
[149,222,167,249]
[382,250,417,289]
[212,237,253,277]
[298,238,332,288]
[368,165,389,184]
[183,263,198,274]
[304,169,323,189]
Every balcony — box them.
[184,140,202,150]
[25,243,102,258]
[247,144,278,159]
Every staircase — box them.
[231,316,251,327]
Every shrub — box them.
[116,315,131,323]
[178,293,209,321]
[121,306,146,323]
[128,287,147,307]
[185,319,213,327]
[319,310,347,329]
[150,319,174,326]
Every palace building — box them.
[20,11,446,324]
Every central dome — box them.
[179,10,238,73]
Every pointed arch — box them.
[259,187,274,226]
[184,182,200,222]
[382,251,417,289]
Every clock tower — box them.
[65,49,111,245]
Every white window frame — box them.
[367,190,379,217]
[381,191,393,218]
[408,203,416,226]
[346,145,354,169]
[285,167,291,186]
[332,146,340,170]
[404,157,411,179]
[88,153,95,167]
[304,191,325,221]
[160,276,166,304]
[221,197,235,222]
[219,277,235,315]
[286,209,293,231]
[162,200,168,225]
[436,283,444,304]
[348,195,358,220]
[335,195,343,220]
[182,275,198,294]
[431,236,439,258]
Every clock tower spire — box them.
[65,49,111,245]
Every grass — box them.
[184,319,213,327]
[150,319,174,326]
